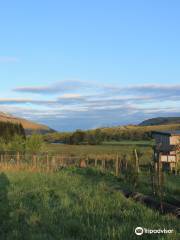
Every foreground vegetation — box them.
[0,168,179,240]
[116,170,180,206]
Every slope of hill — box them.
[0,112,54,134]
[139,117,180,126]
[101,123,180,135]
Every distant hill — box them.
[139,117,180,126]
[0,112,55,134]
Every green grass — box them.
[102,140,154,146]
[0,168,179,240]
[46,143,153,165]
[42,143,179,203]
[115,170,180,205]
[46,142,152,154]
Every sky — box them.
[0,0,180,131]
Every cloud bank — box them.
[2,81,180,131]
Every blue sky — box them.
[0,0,180,131]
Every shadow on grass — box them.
[0,172,10,239]
[66,167,121,188]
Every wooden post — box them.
[1,154,3,163]
[125,160,128,171]
[104,159,106,170]
[150,162,156,196]
[5,153,7,168]
[157,152,164,213]
[52,156,56,171]
[119,157,122,175]
[175,151,178,175]
[95,156,97,168]
[134,149,140,173]
[115,154,119,176]
[33,154,36,168]
[157,152,161,188]
[101,159,105,171]
[86,155,89,167]
[46,153,49,171]
[16,152,20,167]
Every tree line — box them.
[0,121,44,153]
[0,121,25,142]
[44,127,152,145]
[0,134,44,153]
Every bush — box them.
[26,135,44,153]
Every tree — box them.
[70,130,86,145]
[0,138,8,151]
[0,122,25,143]
[8,135,26,152]
[87,129,103,145]
[26,134,44,153]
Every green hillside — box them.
[44,122,180,144]
[139,117,180,126]
[0,112,55,135]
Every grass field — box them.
[102,140,154,146]
[43,143,179,203]
[0,168,179,240]
[46,142,153,165]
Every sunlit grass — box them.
[0,168,179,240]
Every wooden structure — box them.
[152,131,180,171]
[0,151,123,175]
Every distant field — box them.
[0,169,179,240]
[45,142,153,165]
[102,140,154,146]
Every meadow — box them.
[42,143,180,211]
[46,142,153,165]
[0,140,179,239]
[0,168,179,240]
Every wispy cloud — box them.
[14,80,95,94]
[2,81,180,130]
[14,81,180,100]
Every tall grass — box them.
[0,168,179,240]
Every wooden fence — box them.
[0,152,128,175]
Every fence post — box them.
[46,153,50,171]
[115,154,119,176]
[134,149,140,173]
[86,155,89,167]
[52,156,56,171]
[175,152,178,175]
[16,152,20,167]
[33,154,36,168]
[101,159,105,171]
[95,156,97,168]
[1,154,3,164]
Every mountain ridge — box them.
[139,117,180,126]
[0,112,54,134]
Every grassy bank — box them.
[0,168,179,240]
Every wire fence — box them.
[0,152,124,174]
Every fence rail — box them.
[0,152,128,175]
